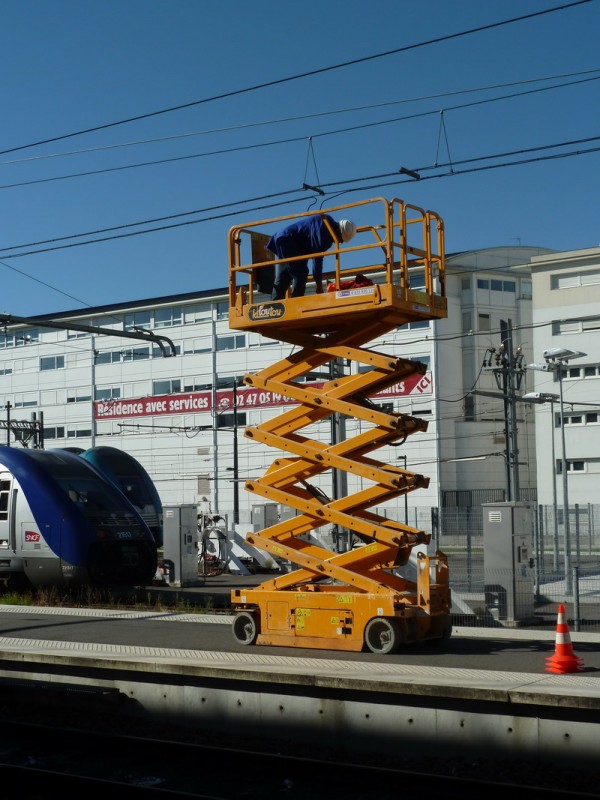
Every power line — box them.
[2,74,598,192]
[0,1,591,157]
[0,130,600,258]
[3,67,598,167]
[1,138,597,261]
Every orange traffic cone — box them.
[545,603,584,674]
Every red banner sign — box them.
[94,373,432,420]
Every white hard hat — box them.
[338,219,357,242]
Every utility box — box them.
[483,502,535,626]
[162,504,201,586]
[252,503,279,532]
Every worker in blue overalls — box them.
[267,215,357,300]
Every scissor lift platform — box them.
[227,197,451,654]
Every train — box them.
[81,445,163,547]
[0,445,159,590]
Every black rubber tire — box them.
[364,617,402,655]
[232,611,259,645]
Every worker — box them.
[268,215,357,300]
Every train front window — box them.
[57,477,135,517]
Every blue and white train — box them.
[81,446,163,548]
[0,446,158,589]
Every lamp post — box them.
[232,378,239,526]
[527,348,586,595]
[215,378,240,527]
[523,391,560,571]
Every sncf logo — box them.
[248,302,285,321]
[24,531,41,542]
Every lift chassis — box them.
[227,197,450,654]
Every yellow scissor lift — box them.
[227,197,450,654]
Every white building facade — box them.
[0,245,558,526]
[526,246,600,509]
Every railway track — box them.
[0,716,597,799]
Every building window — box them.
[216,412,247,428]
[183,338,212,355]
[477,279,489,289]
[154,306,182,328]
[95,387,121,401]
[0,333,15,348]
[464,395,475,421]
[14,393,37,408]
[521,280,532,299]
[183,378,211,392]
[0,328,39,347]
[216,334,246,351]
[397,320,430,331]
[552,270,600,289]
[564,412,599,427]
[122,346,150,362]
[408,271,425,289]
[564,364,600,381]
[67,425,93,439]
[153,379,181,395]
[124,311,151,331]
[553,317,600,335]
[95,350,121,365]
[248,335,277,348]
[402,355,431,370]
[44,426,66,440]
[216,375,245,389]
[40,355,65,371]
[16,329,40,345]
[67,388,92,403]
[184,304,212,324]
[557,460,587,474]
[153,344,179,358]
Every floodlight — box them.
[542,347,587,362]
[522,392,559,402]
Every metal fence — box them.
[430,504,600,633]
[239,503,600,633]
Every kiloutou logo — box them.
[248,302,286,321]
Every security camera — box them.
[542,347,586,361]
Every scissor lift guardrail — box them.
[227,197,450,654]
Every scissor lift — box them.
[227,197,450,654]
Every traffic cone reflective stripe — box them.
[545,603,584,674]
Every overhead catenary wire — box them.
[0,1,590,158]
[2,73,598,193]
[2,67,597,167]
[0,136,598,262]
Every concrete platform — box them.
[0,605,599,767]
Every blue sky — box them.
[1,0,599,316]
